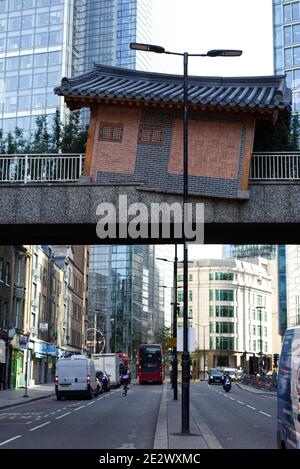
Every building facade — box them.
[0,0,176,137]
[0,245,32,389]
[273,0,300,111]
[286,245,300,327]
[88,245,172,367]
[178,259,273,374]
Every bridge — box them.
[0,152,299,244]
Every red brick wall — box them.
[168,119,242,179]
[89,105,142,181]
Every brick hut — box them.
[55,65,291,200]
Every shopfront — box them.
[10,335,25,389]
[0,339,7,390]
[31,340,48,385]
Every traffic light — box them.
[273,353,279,368]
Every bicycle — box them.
[123,381,129,396]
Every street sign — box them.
[167,337,177,348]
[177,327,195,352]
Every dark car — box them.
[96,370,111,392]
[208,368,224,385]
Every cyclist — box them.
[121,367,129,396]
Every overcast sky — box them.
[156,0,274,77]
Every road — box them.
[0,383,162,449]
[0,381,277,449]
[190,381,277,449]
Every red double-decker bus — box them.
[138,344,163,384]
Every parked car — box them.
[277,325,300,449]
[208,368,224,385]
[96,370,111,392]
[55,354,100,400]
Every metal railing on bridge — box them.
[0,153,84,183]
[250,152,300,180]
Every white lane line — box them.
[44,415,48,418]
[29,421,51,432]
[73,406,85,411]
[97,397,103,401]
[247,405,256,410]
[237,401,245,405]
[0,435,22,446]
[26,421,32,425]
[50,412,56,415]
[228,397,235,400]
[62,407,67,410]
[87,401,96,406]
[55,412,71,420]
[259,411,272,418]
[57,409,62,412]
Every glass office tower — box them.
[273,0,300,111]
[0,0,176,137]
[223,245,277,260]
[88,245,173,364]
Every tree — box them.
[153,326,172,356]
[13,127,26,154]
[51,108,63,153]
[61,110,88,153]
[253,110,299,152]
[6,132,16,154]
[0,129,6,154]
[32,115,50,153]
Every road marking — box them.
[97,397,103,401]
[50,412,56,415]
[29,421,51,432]
[247,405,256,410]
[237,401,245,405]
[0,435,22,446]
[55,412,71,420]
[87,401,96,406]
[259,411,272,418]
[26,421,32,425]
[44,415,48,418]
[57,409,62,412]
[228,397,235,400]
[73,406,85,411]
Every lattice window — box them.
[99,123,123,142]
[138,126,163,144]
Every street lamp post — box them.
[130,42,242,434]
[156,245,179,400]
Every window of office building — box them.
[214,272,234,281]
[215,289,234,301]
[216,322,234,334]
[216,337,234,350]
[215,305,234,317]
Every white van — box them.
[277,325,300,448]
[55,354,100,400]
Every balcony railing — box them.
[0,153,84,183]
[250,152,300,180]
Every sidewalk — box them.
[236,382,277,396]
[153,383,223,449]
[0,383,55,410]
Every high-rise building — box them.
[273,0,300,111]
[285,245,300,327]
[0,0,176,137]
[178,258,273,374]
[88,245,173,367]
[223,245,276,260]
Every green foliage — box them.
[0,109,88,154]
[153,326,172,356]
[253,110,299,151]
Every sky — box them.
[154,0,274,77]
